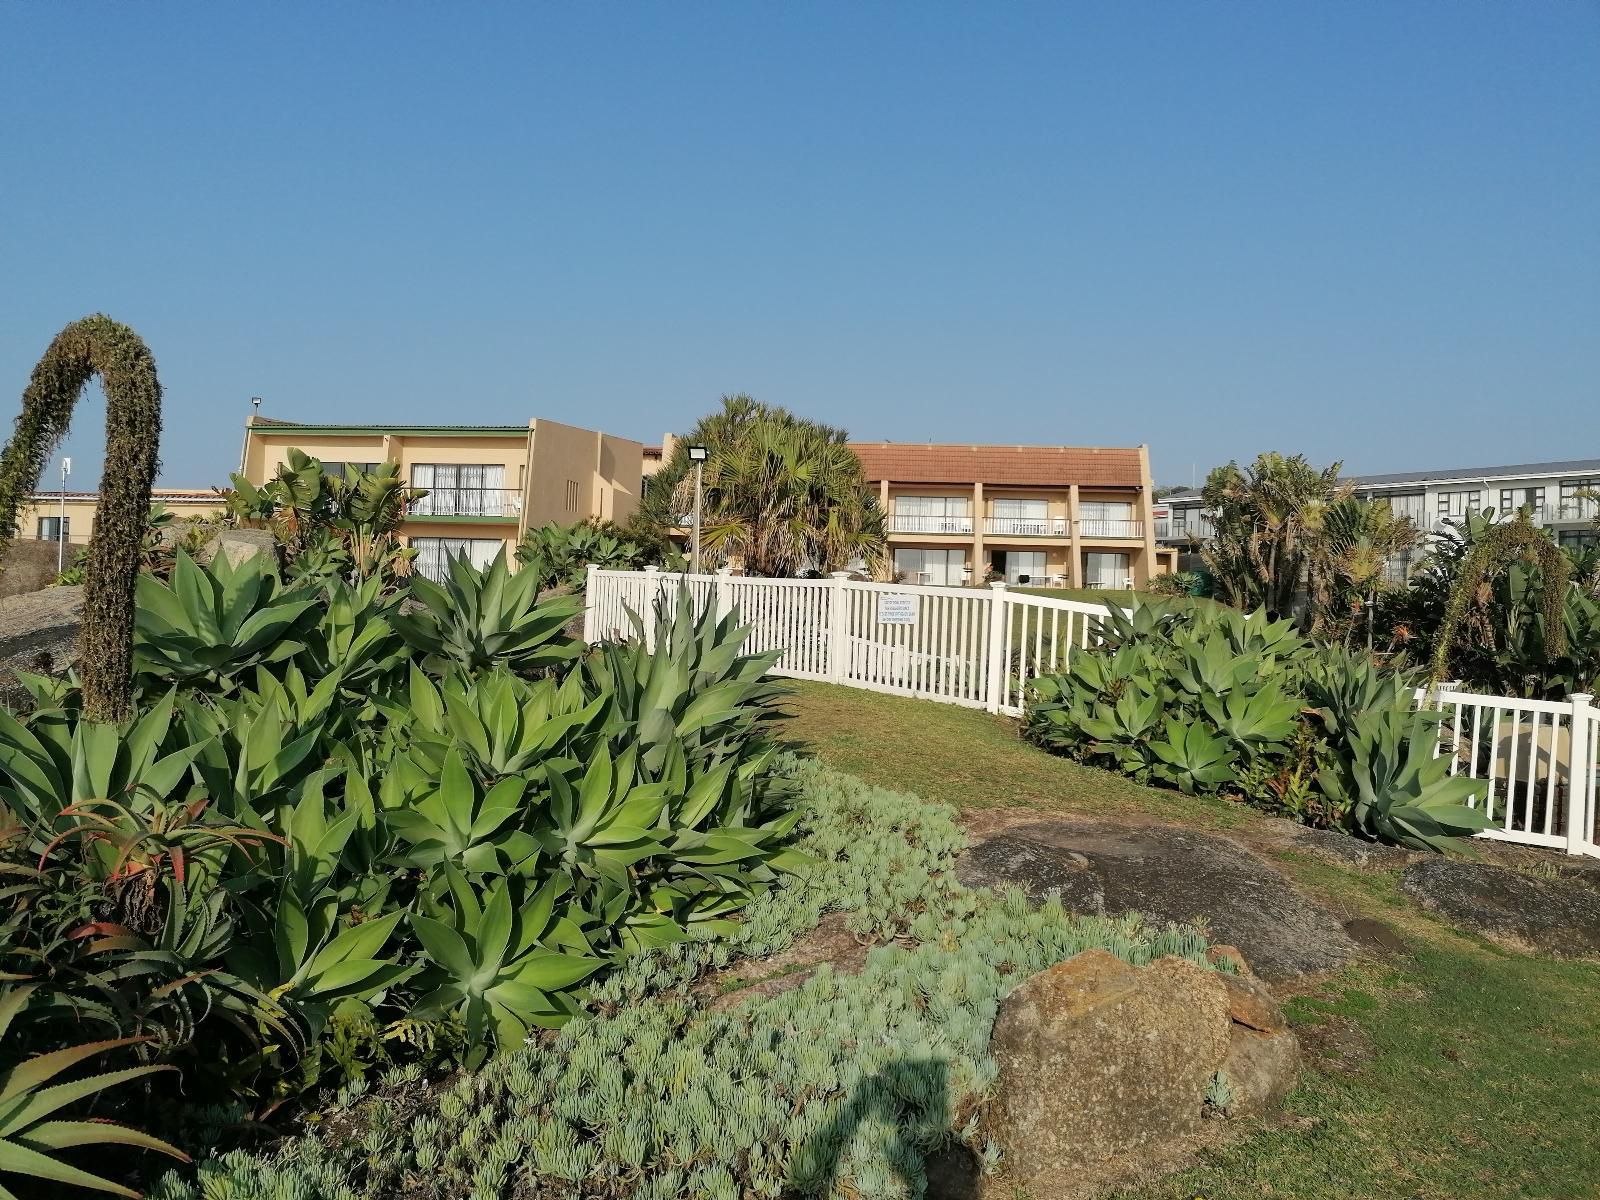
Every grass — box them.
[779,679,1600,1200]
[1015,585,1220,611]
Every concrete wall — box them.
[526,419,643,529]
[0,540,69,598]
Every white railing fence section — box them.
[586,567,1600,858]
[584,566,1113,713]
[1413,688,1599,857]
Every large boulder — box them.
[1401,858,1600,958]
[199,528,278,569]
[985,947,1298,1197]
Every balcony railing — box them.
[409,488,523,518]
[984,516,1068,537]
[1079,519,1144,538]
[886,515,974,534]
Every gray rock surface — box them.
[200,528,278,568]
[1268,819,1415,870]
[0,584,83,683]
[985,947,1298,1198]
[956,819,1356,982]
[1401,858,1600,957]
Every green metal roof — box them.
[252,420,528,437]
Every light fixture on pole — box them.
[57,457,71,572]
[687,445,708,575]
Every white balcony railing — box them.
[886,515,974,534]
[1079,519,1144,538]
[984,516,1068,537]
[409,488,523,518]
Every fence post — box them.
[642,565,660,654]
[1567,694,1594,855]
[827,572,851,684]
[985,581,1009,714]
[715,566,734,624]
[582,563,598,643]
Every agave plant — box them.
[516,519,647,593]
[1150,719,1238,794]
[134,552,320,691]
[0,986,188,1198]
[1315,706,1491,851]
[392,549,581,676]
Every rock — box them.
[0,584,83,688]
[0,540,69,599]
[1220,1022,1300,1117]
[957,819,1356,983]
[1205,944,1250,974]
[1273,821,1415,870]
[200,529,278,569]
[985,947,1298,1198]
[1401,858,1600,958]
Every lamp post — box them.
[57,457,71,572]
[687,445,708,575]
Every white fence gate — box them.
[584,566,1600,858]
[584,566,1111,715]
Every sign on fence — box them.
[876,594,918,625]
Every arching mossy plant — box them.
[1430,514,1569,687]
[0,316,162,722]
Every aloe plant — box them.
[392,548,581,676]
[134,552,319,689]
[0,986,188,1198]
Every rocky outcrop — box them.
[199,528,278,569]
[985,947,1298,1198]
[1401,858,1600,958]
[0,584,83,684]
[957,818,1356,982]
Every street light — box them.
[687,445,708,575]
[57,457,71,572]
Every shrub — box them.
[516,519,648,593]
[149,761,1219,1200]
[1024,600,1487,848]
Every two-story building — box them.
[852,442,1175,588]
[240,415,644,580]
[1159,456,1600,579]
[15,488,228,551]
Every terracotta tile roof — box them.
[850,443,1144,488]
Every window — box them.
[1385,493,1426,525]
[410,464,511,516]
[1558,530,1600,552]
[991,550,1047,584]
[565,480,580,512]
[322,461,379,480]
[1436,490,1482,520]
[989,498,1054,535]
[1080,500,1134,521]
[892,496,971,533]
[35,516,68,541]
[1499,487,1545,515]
[1084,551,1131,589]
[1559,478,1600,522]
[410,536,506,582]
[893,547,966,586]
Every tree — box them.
[1201,453,1346,619]
[639,396,887,577]
[1304,495,1419,644]
[0,316,162,722]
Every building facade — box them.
[851,442,1176,588]
[1159,457,1600,578]
[240,415,644,579]
[15,488,227,550]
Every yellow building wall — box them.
[15,494,227,547]
[525,419,643,530]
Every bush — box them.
[0,552,808,1191]
[1024,601,1489,850]
[148,760,1220,1200]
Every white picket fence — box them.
[583,566,1600,857]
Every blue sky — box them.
[2,2,1596,489]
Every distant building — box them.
[240,415,644,580]
[15,488,226,549]
[1160,457,1600,580]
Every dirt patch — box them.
[695,913,875,1012]
[1342,917,1410,957]
[956,813,1357,984]
[1295,1014,1378,1073]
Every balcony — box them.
[886,515,974,535]
[984,516,1068,538]
[408,488,523,519]
[1079,519,1144,539]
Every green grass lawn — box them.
[779,680,1600,1200]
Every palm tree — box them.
[641,396,887,577]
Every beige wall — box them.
[525,419,643,531]
[15,493,226,547]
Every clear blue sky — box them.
[3,2,1596,489]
